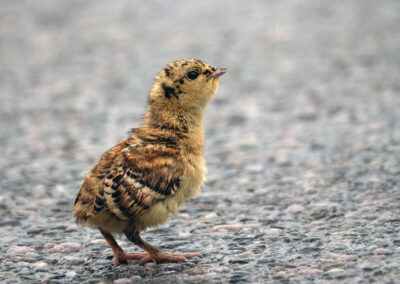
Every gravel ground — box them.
[1,0,400,283]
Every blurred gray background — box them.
[1,0,399,283]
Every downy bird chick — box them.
[73,59,227,266]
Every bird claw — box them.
[139,251,203,264]
[114,252,150,266]
[114,251,202,266]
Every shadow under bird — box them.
[73,59,227,266]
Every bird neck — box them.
[141,103,206,155]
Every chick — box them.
[73,59,227,266]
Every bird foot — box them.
[114,251,202,266]
[139,251,203,264]
[114,252,149,266]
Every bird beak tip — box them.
[208,67,227,81]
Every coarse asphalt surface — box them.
[1,0,399,283]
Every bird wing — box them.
[91,144,183,221]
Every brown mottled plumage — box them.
[73,59,227,266]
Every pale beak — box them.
[207,67,228,81]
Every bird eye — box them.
[186,70,199,80]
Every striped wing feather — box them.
[91,145,182,221]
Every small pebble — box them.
[341,255,358,261]
[61,242,82,250]
[2,272,15,277]
[326,268,346,277]
[263,228,283,236]
[319,258,339,264]
[63,256,85,265]
[303,221,325,229]
[204,212,218,219]
[187,272,219,281]
[211,224,244,232]
[114,278,131,284]
[298,267,323,275]
[311,206,329,219]
[286,204,304,214]
[245,163,263,173]
[177,213,190,219]
[66,270,77,278]
[32,262,49,270]
[48,243,82,253]
[373,248,391,255]
[87,239,107,246]
[385,262,400,269]
[212,265,231,273]
[117,241,129,248]
[44,243,56,249]
[179,232,192,239]
[66,224,78,231]
[315,280,330,284]
[274,271,287,278]
[359,262,375,271]
[6,246,38,258]
[237,251,254,258]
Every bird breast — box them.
[134,154,206,231]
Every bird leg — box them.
[99,228,149,266]
[124,227,202,264]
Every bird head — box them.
[149,59,227,112]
